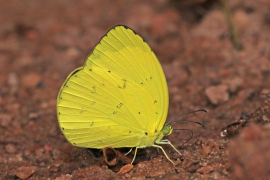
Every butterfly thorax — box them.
[139,132,163,147]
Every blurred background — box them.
[0,0,270,179]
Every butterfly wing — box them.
[57,26,169,148]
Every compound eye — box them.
[163,124,173,136]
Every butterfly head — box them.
[162,123,173,136]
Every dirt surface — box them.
[1,0,270,179]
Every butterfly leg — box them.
[151,144,175,164]
[131,147,138,164]
[157,139,182,155]
[125,148,133,156]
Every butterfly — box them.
[57,25,204,164]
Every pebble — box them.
[15,166,38,180]
[65,47,81,60]
[210,172,222,179]
[192,10,227,39]
[28,112,39,119]
[5,144,17,154]
[205,84,229,105]
[7,72,18,86]
[137,162,146,169]
[0,114,12,127]
[260,89,270,96]
[234,10,249,31]
[197,165,214,174]
[40,101,49,109]
[223,77,243,93]
[55,174,73,180]
[119,164,133,175]
[149,169,166,177]
[22,73,41,88]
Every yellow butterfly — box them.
[57,25,204,164]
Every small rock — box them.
[7,73,18,94]
[22,73,41,88]
[0,114,12,127]
[35,148,44,158]
[186,164,200,173]
[55,174,73,180]
[44,144,53,153]
[49,165,58,172]
[150,169,166,177]
[260,89,270,96]
[5,144,17,154]
[65,47,81,60]
[205,85,229,105]
[234,10,248,31]
[210,172,222,179]
[40,101,49,109]
[201,144,212,156]
[137,162,146,169]
[119,164,133,175]
[223,77,243,93]
[8,72,18,86]
[15,166,38,180]
[28,112,39,119]
[197,165,214,174]
[192,10,227,39]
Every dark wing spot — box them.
[129,131,131,133]
[155,129,157,133]
[58,112,60,115]
[89,69,92,71]
[73,143,76,145]
[91,86,96,93]
[154,100,157,103]
[108,70,111,73]
[138,112,141,114]
[118,79,127,89]
[141,82,143,84]
[117,103,123,108]
[156,112,158,114]
[62,127,64,130]
[145,132,148,136]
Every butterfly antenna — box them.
[170,120,205,128]
[167,109,207,125]
[174,128,193,146]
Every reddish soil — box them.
[1,0,270,179]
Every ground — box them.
[0,0,270,179]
